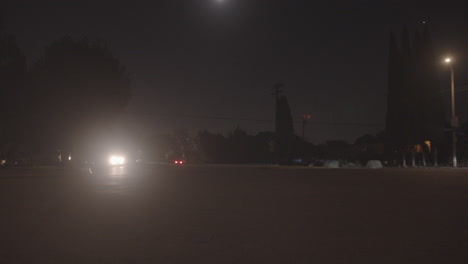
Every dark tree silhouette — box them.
[355,133,385,165]
[143,127,317,165]
[385,31,405,151]
[254,131,276,163]
[146,133,179,162]
[195,129,278,164]
[417,26,445,146]
[0,25,27,160]
[226,127,250,163]
[26,36,131,160]
[276,95,295,165]
[198,130,228,163]
[385,25,445,166]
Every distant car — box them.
[86,151,141,169]
[86,151,143,175]
[173,160,185,165]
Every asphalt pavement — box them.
[1,164,467,263]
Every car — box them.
[85,149,143,170]
[108,154,127,166]
[173,159,185,165]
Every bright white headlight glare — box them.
[109,155,126,165]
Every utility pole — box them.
[445,58,458,168]
[450,64,458,168]
[272,83,283,132]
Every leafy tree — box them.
[0,25,27,160]
[146,133,178,162]
[196,129,277,164]
[225,127,251,163]
[26,36,131,158]
[355,134,379,145]
[355,133,385,164]
[198,130,228,163]
[254,131,276,164]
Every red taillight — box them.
[180,161,184,164]
[174,161,178,164]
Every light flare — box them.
[109,155,126,165]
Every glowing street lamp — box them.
[445,57,457,167]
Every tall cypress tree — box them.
[385,24,446,165]
[412,29,426,144]
[401,25,418,148]
[419,24,445,145]
[277,95,294,165]
[385,31,403,149]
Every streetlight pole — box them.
[446,58,457,167]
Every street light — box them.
[445,57,457,167]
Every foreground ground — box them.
[0,164,467,263]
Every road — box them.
[1,164,467,263]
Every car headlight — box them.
[109,155,126,165]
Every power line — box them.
[304,121,384,127]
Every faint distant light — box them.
[425,140,432,152]
[422,21,426,24]
[68,154,72,161]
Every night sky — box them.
[4,0,468,143]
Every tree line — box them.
[144,128,386,166]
